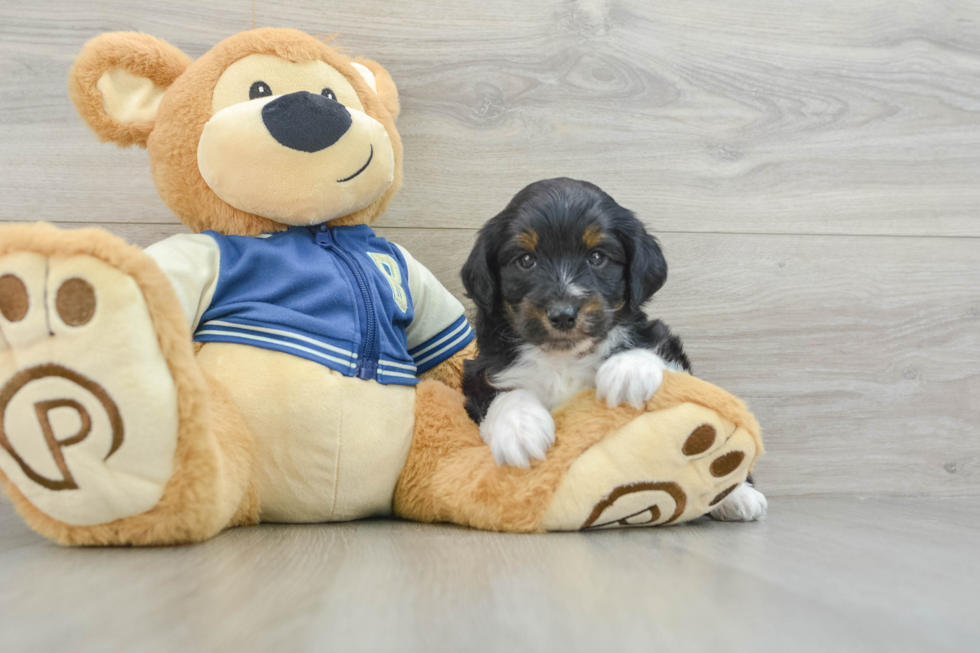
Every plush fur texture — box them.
[68,32,192,148]
[419,340,477,392]
[394,369,761,532]
[13,28,465,545]
[0,224,255,545]
[69,28,403,236]
[353,56,400,121]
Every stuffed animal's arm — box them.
[395,244,476,389]
[143,234,220,330]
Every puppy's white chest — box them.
[490,347,602,410]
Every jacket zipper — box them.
[313,225,379,380]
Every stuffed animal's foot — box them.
[0,224,251,546]
[540,399,760,531]
[0,246,183,528]
[709,483,768,522]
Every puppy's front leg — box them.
[596,349,667,409]
[481,390,556,468]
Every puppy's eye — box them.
[321,88,337,101]
[249,81,273,100]
[516,253,537,270]
[588,251,607,267]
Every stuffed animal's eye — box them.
[321,88,337,101]
[516,253,536,270]
[249,81,272,100]
[588,251,607,267]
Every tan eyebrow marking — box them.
[583,224,605,248]
[515,229,539,251]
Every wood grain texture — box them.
[1,0,980,234]
[1,496,977,653]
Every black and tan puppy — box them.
[462,178,766,521]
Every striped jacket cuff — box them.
[409,315,475,374]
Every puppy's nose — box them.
[547,304,579,331]
[262,91,352,153]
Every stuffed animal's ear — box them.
[351,57,400,120]
[68,32,192,148]
[461,227,498,315]
[617,214,668,310]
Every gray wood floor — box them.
[0,1,978,651]
[1,496,977,653]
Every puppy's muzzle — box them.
[262,91,352,153]
[546,302,580,331]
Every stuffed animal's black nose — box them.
[261,91,352,153]
[547,304,579,331]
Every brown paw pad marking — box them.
[683,423,746,478]
[55,278,96,326]
[0,274,29,322]
[582,481,687,529]
[709,484,739,506]
[580,424,751,529]
[682,423,716,456]
[0,363,123,491]
[710,451,745,477]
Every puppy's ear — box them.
[618,213,668,310]
[461,226,498,314]
[68,32,191,148]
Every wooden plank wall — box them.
[0,0,977,497]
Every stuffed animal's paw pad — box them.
[680,422,747,480]
[0,254,50,350]
[0,251,181,526]
[582,481,687,529]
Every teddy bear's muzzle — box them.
[196,93,395,226]
[261,91,352,153]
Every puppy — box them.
[461,178,766,521]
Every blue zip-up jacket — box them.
[182,224,472,386]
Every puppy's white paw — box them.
[709,484,768,522]
[595,349,665,409]
[481,390,555,468]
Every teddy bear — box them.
[0,28,763,545]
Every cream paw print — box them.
[0,248,180,526]
[541,400,762,530]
